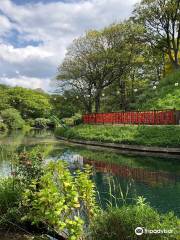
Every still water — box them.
[0,129,180,216]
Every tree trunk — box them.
[87,102,92,113]
[119,80,127,111]
[173,50,180,70]
[83,99,92,114]
[95,92,101,113]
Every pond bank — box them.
[57,137,180,159]
[55,125,180,158]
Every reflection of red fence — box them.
[83,109,178,125]
[84,159,179,186]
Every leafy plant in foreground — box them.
[90,197,180,240]
[21,161,98,240]
[15,151,43,186]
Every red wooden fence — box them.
[83,109,177,125]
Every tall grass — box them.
[131,70,180,110]
[55,125,180,147]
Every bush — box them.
[0,178,22,229]
[26,118,35,127]
[8,87,52,119]
[62,113,82,126]
[0,122,7,131]
[1,109,25,129]
[0,178,21,216]
[55,127,75,139]
[90,197,180,240]
[21,161,97,240]
[0,150,46,231]
[34,118,54,129]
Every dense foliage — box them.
[131,70,180,110]
[51,92,82,119]
[0,122,7,132]
[1,108,25,129]
[0,85,53,124]
[55,125,180,147]
[22,161,97,240]
[62,113,82,126]
[90,197,180,240]
[56,0,180,113]
[0,155,179,239]
[33,118,54,129]
[133,0,180,70]
[0,150,97,239]
[7,87,52,119]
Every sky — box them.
[0,0,139,92]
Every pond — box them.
[0,129,180,217]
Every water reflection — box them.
[0,129,180,216]
[84,158,180,186]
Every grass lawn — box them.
[55,124,180,148]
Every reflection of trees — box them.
[0,129,56,177]
[0,144,16,177]
[0,130,26,148]
[73,148,180,174]
[84,159,180,186]
[25,129,55,138]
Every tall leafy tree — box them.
[133,0,180,69]
[57,24,136,113]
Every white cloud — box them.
[0,0,138,91]
[0,75,50,91]
[0,43,53,63]
[0,15,12,36]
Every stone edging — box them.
[57,137,180,155]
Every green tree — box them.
[0,85,11,111]
[1,108,25,129]
[8,87,52,119]
[51,91,83,119]
[133,0,180,69]
[57,23,137,113]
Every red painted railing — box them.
[83,109,176,125]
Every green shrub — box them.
[16,151,44,186]
[21,161,97,240]
[34,118,54,129]
[72,113,82,125]
[0,122,7,131]
[8,87,52,119]
[26,118,35,127]
[90,197,180,240]
[0,150,97,239]
[62,113,82,126]
[0,178,21,216]
[55,127,75,139]
[1,109,25,129]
